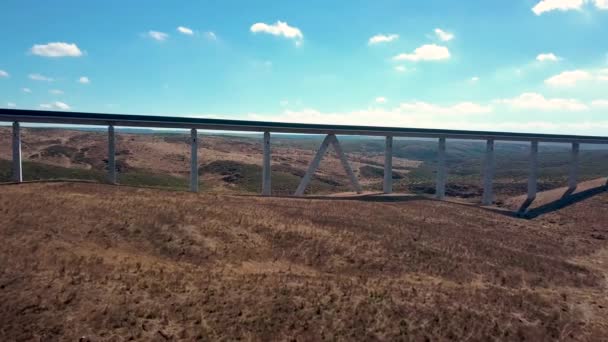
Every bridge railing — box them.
[2,108,607,211]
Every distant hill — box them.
[1,127,607,200]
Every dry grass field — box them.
[1,182,607,340]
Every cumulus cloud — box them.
[250,21,303,44]
[400,101,493,115]
[148,31,168,41]
[434,28,454,42]
[532,0,608,15]
[22,88,31,93]
[30,42,83,57]
[375,97,388,104]
[49,89,64,95]
[205,31,218,40]
[40,101,70,110]
[248,103,490,129]
[536,53,560,62]
[591,99,608,107]
[0,70,9,78]
[471,76,480,82]
[497,92,588,111]
[394,66,408,72]
[177,26,193,35]
[29,73,53,82]
[393,44,450,62]
[78,76,90,84]
[7,102,16,108]
[368,34,399,45]
[545,70,593,86]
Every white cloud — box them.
[394,66,408,72]
[250,21,303,44]
[30,42,83,57]
[280,100,289,106]
[368,34,399,45]
[471,76,480,82]
[591,99,608,107]
[29,73,53,82]
[375,97,388,104]
[148,31,168,41]
[497,92,588,111]
[22,88,31,93]
[532,0,608,14]
[0,70,9,78]
[536,53,560,62]
[545,70,593,86]
[205,31,217,40]
[49,89,64,95]
[177,26,193,35]
[595,0,608,8]
[40,101,70,110]
[399,101,492,115]
[434,28,454,42]
[78,76,90,84]
[393,44,451,62]
[532,0,585,15]
[7,102,16,108]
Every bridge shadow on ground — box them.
[514,184,607,219]
[280,183,607,220]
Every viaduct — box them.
[2,108,608,209]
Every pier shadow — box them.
[515,184,606,219]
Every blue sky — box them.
[1,0,608,134]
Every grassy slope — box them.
[0,182,606,340]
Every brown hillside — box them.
[1,182,607,340]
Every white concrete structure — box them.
[190,128,199,193]
[383,136,393,194]
[12,121,22,183]
[482,139,495,206]
[436,137,447,200]
[568,142,579,191]
[295,135,332,196]
[527,140,539,200]
[108,125,116,184]
[262,131,271,196]
[295,134,362,196]
[2,108,607,203]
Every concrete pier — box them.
[190,128,199,193]
[436,137,447,200]
[528,140,539,200]
[12,122,22,183]
[383,136,393,194]
[482,139,495,205]
[568,142,579,191]
[262,131,271,196]
[107,125,116,184]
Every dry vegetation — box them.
[1,182,607,340]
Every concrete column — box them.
[481,139,495,205]
[190,129,199,193]
[568,142,579,191]
[383,136,393,194]
[330,135,362,194]
[108,125,116,184]
[295,135,332,196]
[262,131,271,196]
[527,140,539,200]
[436,137,447,200]
[12,121,22,183]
